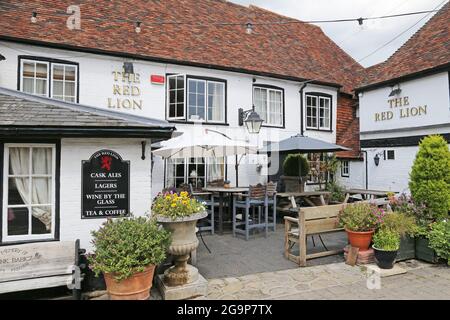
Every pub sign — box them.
[81,150,130,219]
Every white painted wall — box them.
[0,41,341,197]
[337,160,365,190]
[60,138,152,251]
[359,71,450,193]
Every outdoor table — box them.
[203,187,249,235]
[343,189,394,203]
[277,191,331,211]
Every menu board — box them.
[81,150,130,219]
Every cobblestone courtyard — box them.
[206,260,450,300]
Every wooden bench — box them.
[284,204,347,267]
[0,240,84,298]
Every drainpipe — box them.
[299,83,307,135]
[361,150,369,190]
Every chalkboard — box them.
[81,150,130,219]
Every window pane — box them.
[169,104,176,118]
[53,65,64,81]
[32,206,52,234]
[65,66,76,81]
[65,96,75,103]
[53,80,63,96]
[35,79,47,96]
[22,77,34,94]
[168,76,185,119]
[35,63,48,79]
[23,62,35,77]
[188,79,206,120]
[7,207,29,236]
[9,147,30,175]
[254,87,267,122]
[32,148,52,175]
[8,178,29,205]
[177,89,184,104]
[31,178,52,204]
[169,77,176,90]
[65,81,75,97]
[208,82,224,122]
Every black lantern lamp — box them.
[238,106,264,134]
[389,84,402,97]
[0,54,5,61]
[123,62,134,74]
[374,151,385,166]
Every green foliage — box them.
[427,220,450,265]
[373,228,400,251]
[389,193,433,228]
[325,181,346,203]
[382,211,418,237]
[409,135,450,222]
[338,203,386,232]
[152,191,206,220]
[89,216,171,281]
[283,154,310,177]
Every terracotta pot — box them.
[346,229,374,252]
[104,265,155,300]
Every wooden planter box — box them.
[281,176,305,193]
[396,235,415,261]
[415,237,439,263]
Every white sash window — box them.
[2,144,56,242]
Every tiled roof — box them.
[0,0,364,93]
[358,2,450,90]
[0,87,174,132]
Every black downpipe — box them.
[362,150,369,190]
[299,83,307,135]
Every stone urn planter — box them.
[157,211,207,286]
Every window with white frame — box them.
[253,86,283,127]
[165,157,225,189]
[2,144,56,242]
[20,58,78,102]
[167,75,226,123]
[341,160,350,177]
[306,94,331,131]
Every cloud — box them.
[230,0,445,67]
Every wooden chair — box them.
[265,181,277,231]
[232,184,268,240]
[284,203,347,267]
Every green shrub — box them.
[89,216,171,281]
[382,211,418,237]
[283,154,310,177]
[338,202,385,232]
[325,181,346,203]
[373,228,400,251]
[409,135,450,222]
[427,220,450,265]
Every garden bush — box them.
[409,135,450,222]
[427,220,450,265]
[283,154,310,177]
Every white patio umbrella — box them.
[152,128,258,186]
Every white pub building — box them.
[355,3,450,193]
[0,0,363,251]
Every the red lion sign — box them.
[100,155,112,171]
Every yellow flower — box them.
[171,203,177,208]
[180,191,188,197]
[182,200,188,205]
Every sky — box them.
[230,0,447,67]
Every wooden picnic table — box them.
[203,187,249,234]
[343,188,394,203]
[277,191,331,212]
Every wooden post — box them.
[298,210,307,267]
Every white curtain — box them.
[9,148,52,231]
[209,82,224,122]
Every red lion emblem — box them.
[100,155,112,171]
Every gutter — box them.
[299,83,307,135]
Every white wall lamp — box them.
[238,106,264,134]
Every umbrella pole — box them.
[235,154,239,187]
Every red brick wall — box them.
[336,94,362,159]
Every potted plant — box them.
[89,216,171,300]
[325,181,346,204]
[152,191,207,286]
[338,202,385,251]
[381,210,417,261]
[281,154,310,193]
[372,228,400,269]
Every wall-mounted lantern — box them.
[388,84,402,97]
[374,151,385,166]
[123,62,134,74]
[238,106,264,134]
[0,54,5,61]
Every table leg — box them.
[319,195,326,206]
